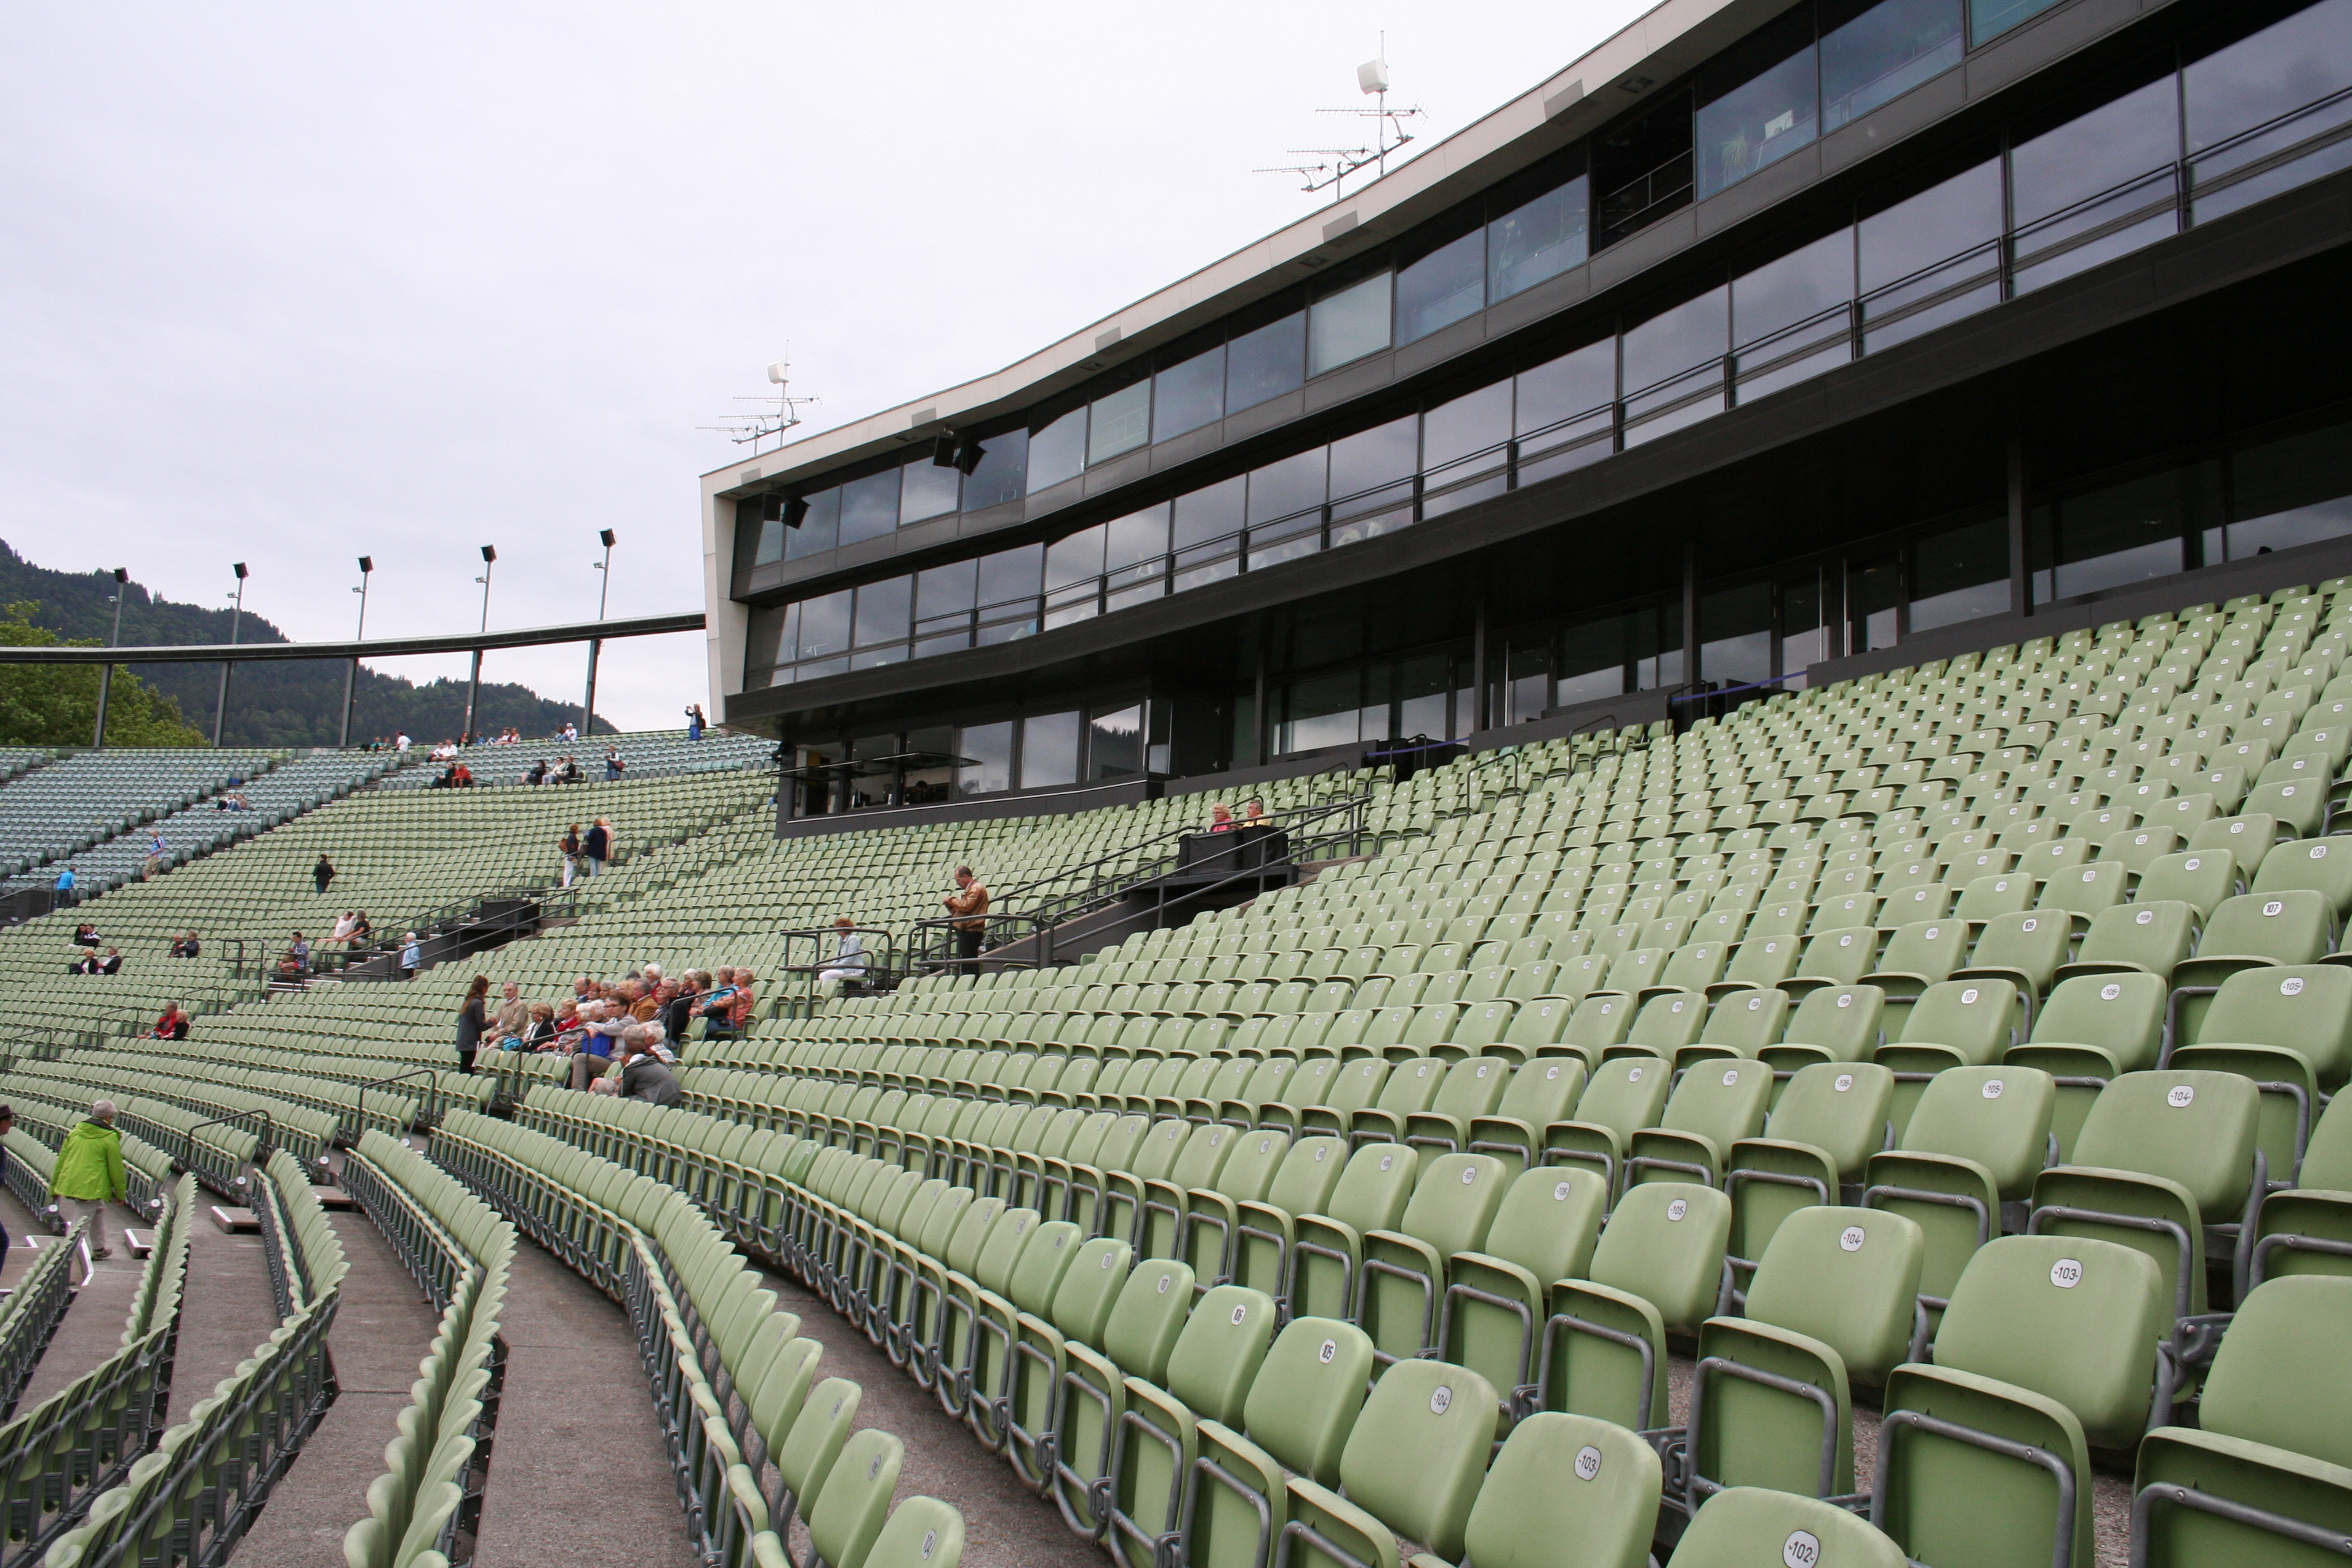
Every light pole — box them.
[91,568,129,749]
[581,529,615,740]
[212,564,248,748]
[338,556,372,749]
[461,545,495,745]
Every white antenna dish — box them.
[766,361,791,385]
[1254,37,1424,206]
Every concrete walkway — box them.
[229,1209,444,1566]
[469,1240,700,1568]
[0,1188,144,1414]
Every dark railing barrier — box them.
[908,795,1370,973]
[777,924,902,998]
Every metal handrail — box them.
[355,1069,439,1141]
[778,924,901,994]
[907,794,1370,971]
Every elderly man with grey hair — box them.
[50,1099,127,1260]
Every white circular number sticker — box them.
[1722,1068,1741,1086]
[1960,988,1980,1004]
[1101,1252,1115,1269]
[2050,1257,2083,1289]
[1157,1274,1173,1294]
[1836,993,1854,1009]
[1318,1339,1337,1365]
[1666,1198,1689,1222]
[1747,995,1765,1010]
[2101,983,2122,1000]
[2021,917,2038,932]
[1315,1145,1330,1161]
[1834,1074,1854,1092]
[1627,1067,1644,1082]
[2265,901,2285,917]
[2316,844,2331,860]
[921,1529,938,1559]
[1429,1385,1453,1415]
[1460,1166,1478,1185]
[2168,1084,2196,1109]
[1231,1303,1249,1325]
[1379,1154,1394,1171]
[1546,1066,1561,1080]
[1574,1445,1603,1482]
[2136,910,2154,925]
[1784,1529,1822,1568]
[1840,1226,1867,1252]
[2283,977,2306,996]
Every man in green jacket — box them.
[50,1100,127,1260]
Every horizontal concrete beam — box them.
[0,611,705,666]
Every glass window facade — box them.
[1019,710,1082,788]
[745,3,2352,695]
[1696,7,1820,200]
[1823,0,1963,130]
[1308,273,1394,376]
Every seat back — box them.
[2071,901,2197,982]
[1744,1205,1925,1384]
[1570,1058,1672,1140]
[2071,1071,2261,1217]
[1672,1488,1906,1568]
[2135,850,2236,917]
[1656,1061,1773,1147]
[864,1497,963,1568]
[2197,889,2330,964]
[1476,1167,1607,1282]
[1262,1137,1350,1217]
[1781,985,1886,1062]
[1927,1235,2166,1446]
[2195,1274,2352,1468]
[1490,1058,1584,1124]
[1625,991,1708,1054]
[1428,1058,1511,1120]
[1048,1238,1135,1344]
[2027,971,2166,1071]
[1764,1062,1896,1178]
[1237,1317,1375,1488]
[1394,1154,1510,1256]
[1458,1413,1661,1568]
[1893,979,2020,1065]
[2251,836,2352,915]
[805,1428,902,1568]
[2191,964,2352,1085]
[1698,988,1789,1054]
[1164,1284,1279,1426]
[1586,1181,1731,1333]
[1326,1143,1420,1232]
[1329,1359,1500,1563]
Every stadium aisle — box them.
[228,1209,444,1567]
[750,1261,1110,1568]
[468,1239,700,1568]
[169,1200,284,1399]
[0,1188,144,1413]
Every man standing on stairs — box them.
[313,853,336,897]
[50,1100,127,1260]
[943,866,990,966]
[581,817,610,878]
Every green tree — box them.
[0,602,208,747]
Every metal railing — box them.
[907,794,1371,972]
[778,924,902,998]
[0,1219,82,1421]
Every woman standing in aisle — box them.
[455,975,489,1075]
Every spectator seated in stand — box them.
[817,916,868,997]
[168,929,201,958]
[150,1003,190,1041]
[99,947,121,975]
[72,923,99,948]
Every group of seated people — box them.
[67,945,123,975]
[167,929,201,958]
[429,761,476,788]
[323,910,373,947]
[481,965,759,1103]
[212,789,251,811]
[150,1002,190,1040]
[523,757,587,786]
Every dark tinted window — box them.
[1396,229,1486,345]
[1488,176,1590,301]
[784,488,840,561]
[960,428,1028,510]
[1226,311,1305,412]
[1154,345,1226,442]
[1695,6,1819,199]
[838,470,900,546]
[1821,0,1963,131]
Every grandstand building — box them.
[706,0,2352,822]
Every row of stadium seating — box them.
[336,1135,509,1568]
[40,1155,344,1567]
[429,1109,970,1568]
[12,750,399,898]
[374,728,774,789]
[0,1173,199,1564]
[0,749,278,878]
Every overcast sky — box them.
[0,1,1652,732]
